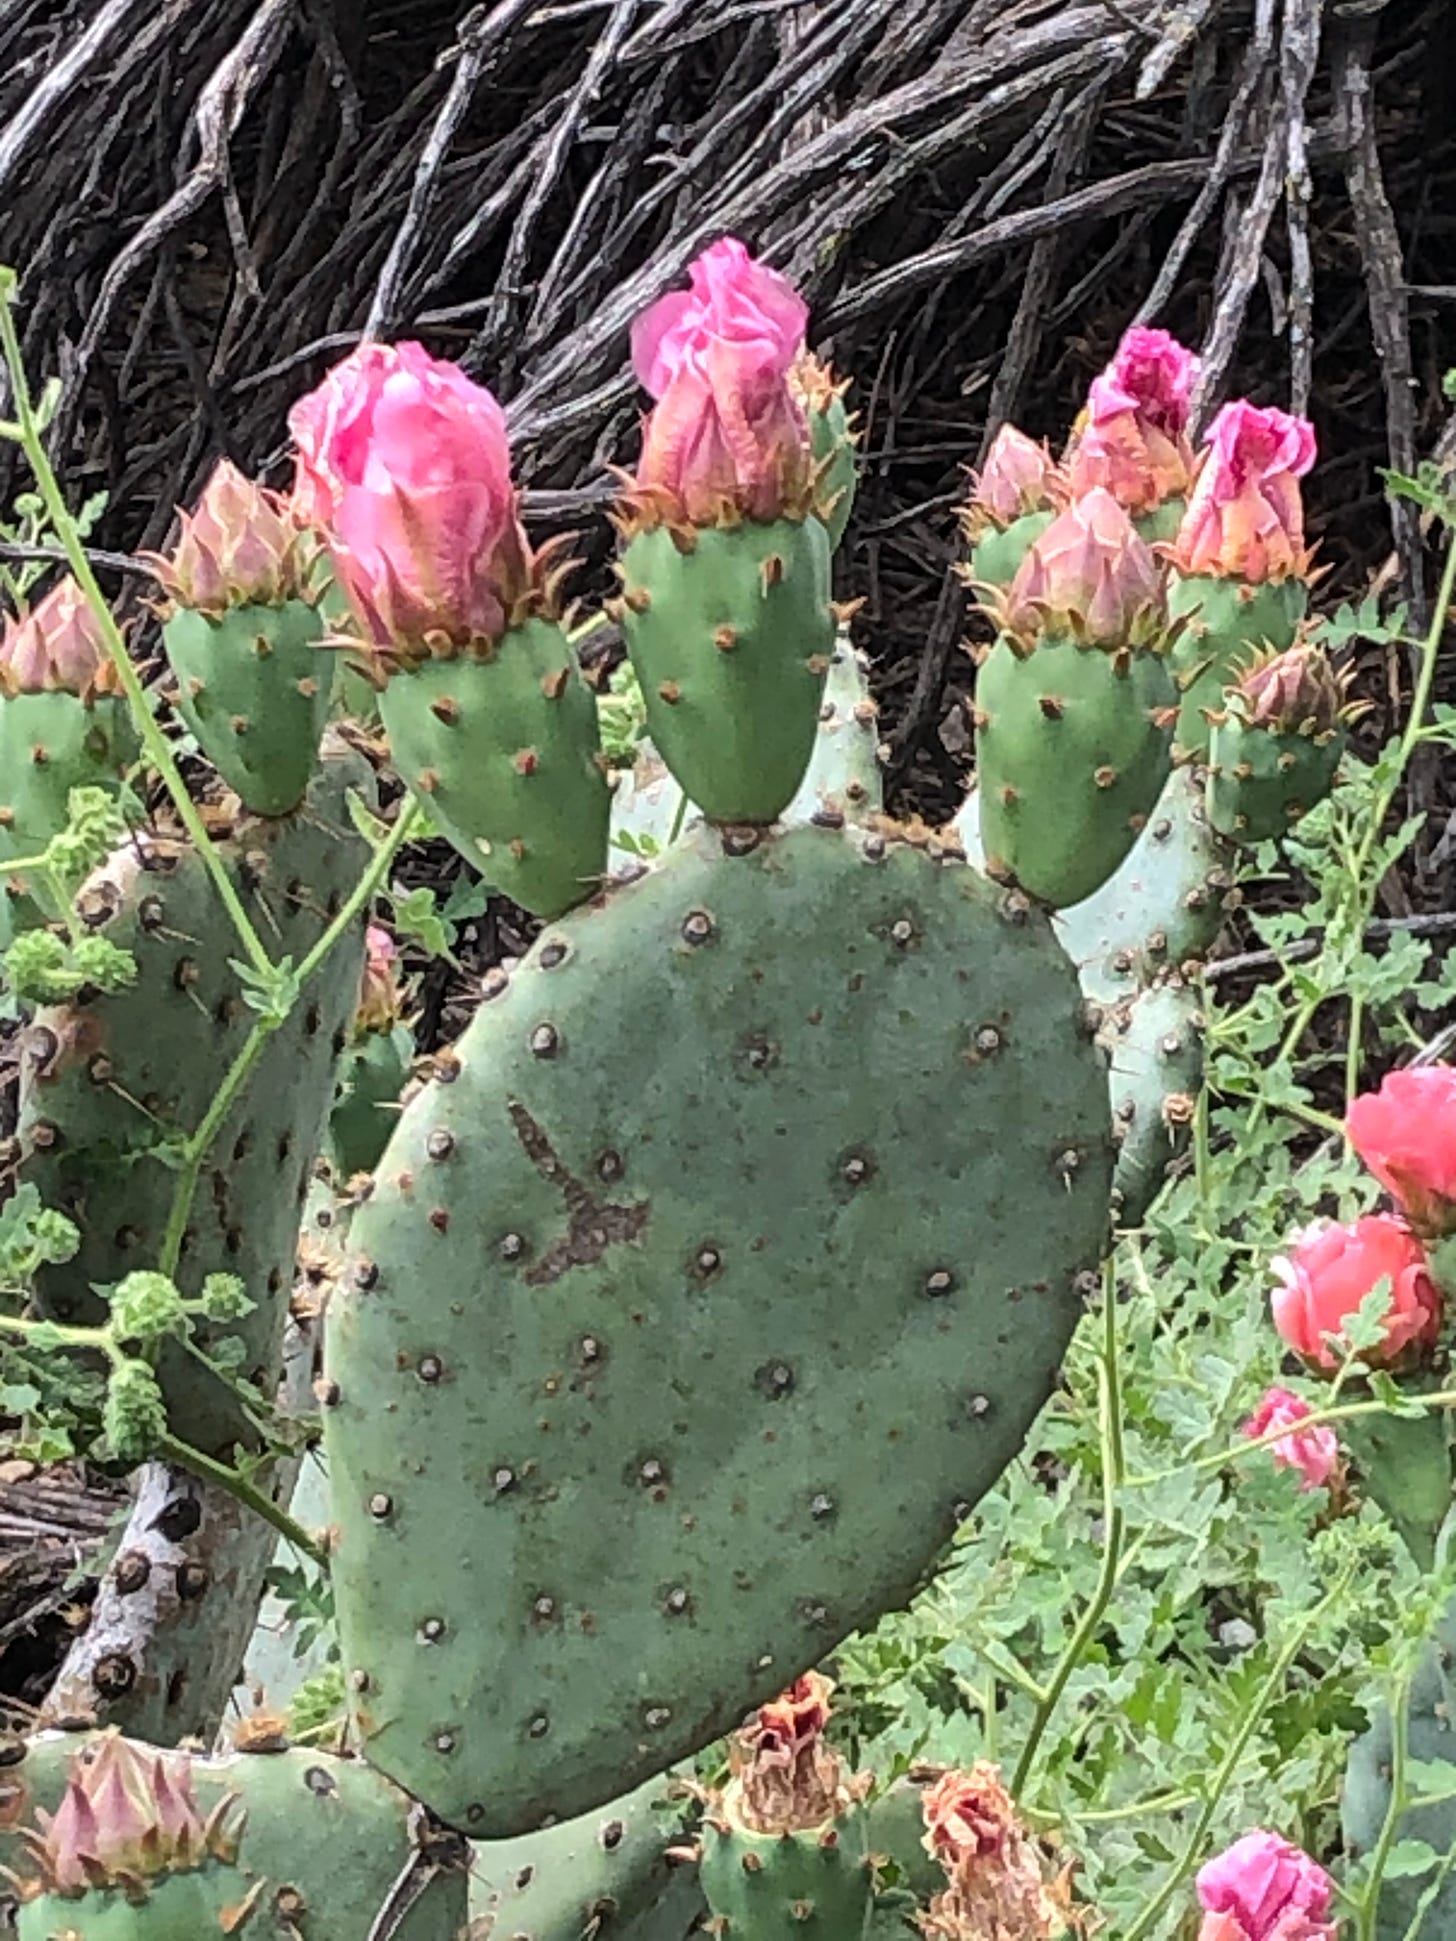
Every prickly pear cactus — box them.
[617,520,836,825]
[16,742,373,1454]
[1102,975,1203,1226]
[1344,1590,1456,1938]
[7,1732,467,1940]
[1166,573,1307,757]
[163,601,332,820]
[379,618,612,920]
[328,1025,413,1180]
[469,1770,701,1939]
[322,819,1111,1834]
[0,690,137,925]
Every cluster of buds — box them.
[0,576,120,699]
[145,458,314,615]
[8,1733,241,1904]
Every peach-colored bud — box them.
[968,427,1064,530]
[1233,642,1345,734]
[1005,487,1164,643]
[1171,402,1316,583]
[1066,326,1200,515]
[0,577,118,699]
[149,459,309,613]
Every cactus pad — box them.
[329,1025,414,1181]
[1166,573,1308,756]
[1102,975,1203,1226]
[162,600,331,818]
[975,632,1175,908]
[0,691,137,924]
[16,743,372,1454]
[1207,712,1344,845]
[322,821,1111,1834]
[700,1808,873,1937]
[619,520,836,824]
[968,510,1055,597]
[379,618,611,920]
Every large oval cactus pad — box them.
[323,823,1112,1834]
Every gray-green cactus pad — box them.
[323,820,1112,1835]
[17,742,373,1454]
[1102,976,1204,1226]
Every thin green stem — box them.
[0,1310,123,1361]
[1013,1257,1125,1798]
[0,294,271,977]
[154,1431,328,1567]
[1121,1564,1357,1941]
[1356,1664,1414,1941]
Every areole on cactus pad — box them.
[322,818,1111,1834]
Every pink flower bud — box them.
[1234,643,1345,734]
[1271,1214,1440,1369]
[356,924,404,1034]
[731,1672,842,1835]
[920,1766,1059,1940]
[1347,1066,1456,1240]
[1004,487,1164,643]
[629,237,813,526]
[1066,327,1200,515]
[1196,1831,1337,1941]
[968,427,1064,529]
[149,459,309,612]
[0,576,118,698]
[288,341,533,653]
[1241,1385,1339,1491]
[1172,402,1316,582]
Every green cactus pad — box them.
[808,393,858,554]
[1344,1589,1456,1937]
[328,1024,414,1181]
[10,1737,467,1940]
[322,821,1111,1835]
[162,599,332,818]
[0,691,138,926]
[17,744,373,1455]
[968,511,1055,597]
[1342,1380,1454,1573]
[1166,573,1308,756]
[1102,975,1204,1227]
[619,519,835,825]
[863,1775,944,1902]
[975,632,1175,908]
[700,1804,873,1937]
[1207,714,1344,845]
[470,1771,701,1938]
[380,619,611,920]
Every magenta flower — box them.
[288,340,532,653]
[0,577,118,698]
[1172,401,1316,583]
[1346,1066,1456,1242]
[1066,326,1200,515]
[1241,1386,1339,1492]
[1004,487,1164,643]
[629,237,812,526]
[1195,1831,1336,1941]
[1270,1215,1440,1370]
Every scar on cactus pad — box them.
[613,237,841,825]
[289,338,610,920]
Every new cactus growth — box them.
[322,818,1110,1834]
[151,459,330,818]
[616,239,838,825]
[698,1673,873,1937]
[0,578,137,927]
[974,488,1177,907]
[1166,402,1317,756]
[963,427,1064,594]
[290,340,610,919]
[1207,640,1353,843]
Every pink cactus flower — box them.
[968,426,1064,529]
[1271,1214,1440,1370]
[1195,1831,1337,1941]
[1346,1066,1456,1242]
[356,924,404,1035]
[629,237,812,526]
[148,458,308,613]
[1235,643,1346,734]
[1172,401,1316,583]
[1241,1385,1339,1492]
[0,576,118,698]
[1066,326,1200,515]
[288,340,531,652]
[1004,486,1164,643]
